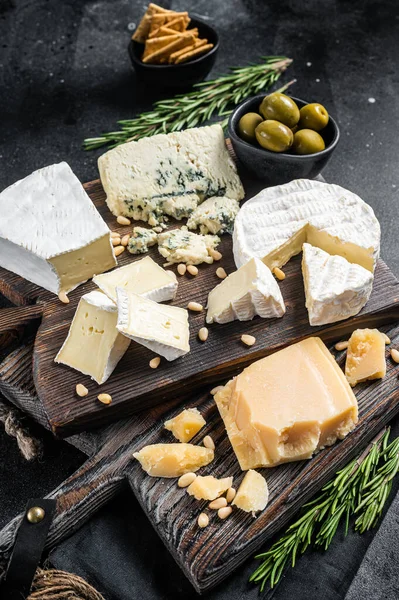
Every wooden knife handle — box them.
[0,305,43,351]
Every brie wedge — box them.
[186,196,241,235]
[206,257,285,324]
[233,179,380,273]
[302,243,374,326]
[55,291,130,384]
[157,229,220,265]
[116,288,190,361]
[0,162,116,295]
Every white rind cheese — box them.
[127,227,158,255]
[0,162,116,294]
[116,288,190,361]
[98,125,245,226]
[93,256,177,304]
[186,196,241,235]
[302,243,374,326]
[157,229,220,265]
[233,179,380,273]
[206,258,285,324]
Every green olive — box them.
[237,112,263,143]
[298,103,329,131]
[259,93,300,128]
[255,120,294,153]
[292,129,325,155]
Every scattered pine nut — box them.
[335,341,349,351]
[121,234,130,247]
[98,393,112,405]
[149,356,161,369]
[177,263,187,276]
[153,226,163,233]
[218,506,232,520]
[226,487,236,503]
[110,231,120,238]
[187,301,203,312]
[209,497,227,510]
[117,215,131,226]
[241,334,256,347]
[210,385,224,395]
[203,435,215,450]
[114,245,125,257]
[273,266,286,281]
[58,291,69,304]
[76,383,88,397]
[390,348,399,363]
[382,333,391,345]
[187,265,198,276]
[216,267,227,279]
[197,513,209,528]
[112,237,121,246]
[178,472,197,488]
[209,248,222,261]
[198,327,209,342]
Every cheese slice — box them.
[133,443,214,477]
[232,470,269,513]
[206,257,285,324]
[55,290,130,384]
[98,124,245,226]
[345,328,386,386]
[164,408,206,442]
[302,243,374,326]
[186,475,233,501]
[116,288,190,360]
[233,179,380,273]
[157,229,220,265]
[186,196,241,235]
[215,337,358,469]
[0,162,116,295]
[93,256,177,304]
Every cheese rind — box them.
[233,179,380,273]
[186,475,233,500]
[55,291,130,384]
[206,257,285,324]
[232,470,269,512]
[0,162,116,294]
[116,288,190,361]
[164,408,206,442]
[215,337,358,469]
[93,256,177,304]
[157,229,220,265]
[133,443,214,477]
[345,328,386,386]
[187,196,241,235]
[302,243,374,326]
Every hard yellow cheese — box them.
[345,328,386,387]
[133,443,213,477]
[186,475,233,501]
[233,470,269,513]
[215,337,358,469]
[164,408,206,442]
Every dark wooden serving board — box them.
[0,179,399,437]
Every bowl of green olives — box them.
[228,93,339,185]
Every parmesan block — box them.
[233,470,269,513]
[164,408,206,442]
[133,443,214,477]
[345,328,386,386]
[215,337,358,469]
[186,475,233,501]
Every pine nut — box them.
[76,383,88,397]
[187,301,203,312]
[98,393,112,405]
[216,267,227,279]
[198,327,209,342]
[110,231,120,238]
[226,487,236,503]
[390,348,399,363]
[178,472,197,488]
[203,435,215,450]
[153,226,163,233]
[241,334,256,346]
[187,265,198,276]
[177,263,187,276]
[197,513,209,528]
[117,215,131,226]
[382,333,391,345]
[58,291,69,304]
[273,266,286,280]
[210,385,224,395]
[209,497,227,510]
[335,341,349,351]
[218,506,232,520]
[121,234,130,246]
[112,237,121,246]
[114,245,125,257]
[209,249,222,261]
[149,356,161,369]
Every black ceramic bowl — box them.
[129,18,219,89]
[228,94,339,185]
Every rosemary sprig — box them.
[83,56,293,150]
[250,429,399,591]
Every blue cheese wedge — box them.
[116,288,190,361]
[157,229,220,265]
[127,227,158,255]
[98,125,245,226]
[93,256,177,304]
[187,196,240,235]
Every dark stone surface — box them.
[0,0,399,598]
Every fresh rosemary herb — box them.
[83,56,293,150]
[250,428,399,591]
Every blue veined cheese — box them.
[98,125,245,226]
[157,229,220,265]
[187,196,241,235]
[128,227,158,255]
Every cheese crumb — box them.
[233,470,269,513]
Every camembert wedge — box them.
[345,328,386,386]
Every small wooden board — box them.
[1,179,399,437]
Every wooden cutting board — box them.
[1,177,399,437]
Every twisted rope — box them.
[28,568,105,600]
[0,402,42,461]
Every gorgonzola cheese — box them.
[187,196,240,235]
[157,229,220,265]
[128,227,158,255]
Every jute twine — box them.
[28,568,105,600]
[0,403,42,461]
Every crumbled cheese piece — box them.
[164,408,206,442]
[157,229,220,265]
[186,475,233,501]
[345,328,386,386]
[187,196,241,235]
[133,443,214,477]
[128,227,158,255]
[232,470,269,513]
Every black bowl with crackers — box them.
[129,4,219,89]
